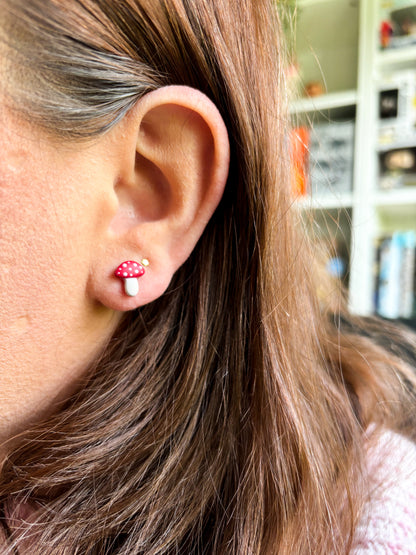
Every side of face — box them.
[0,101,123,441]
[0,82,230,443]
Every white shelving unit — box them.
[376,44,416,68]
[290,90,358,115]
[293,0,416,317]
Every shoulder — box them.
[353,429,416,554]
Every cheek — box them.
[0,113,120,437]
[0,151,95,327]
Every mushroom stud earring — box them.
[115,260,148,297]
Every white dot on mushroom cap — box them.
[123,263,127,267]
[123,272,128,277]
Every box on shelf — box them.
[378,70,416,147]
[308,121,355,196]
[379,145,416,189]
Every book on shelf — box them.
[374,230,416,320]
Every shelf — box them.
[293,0,416,317]
[374,186,416,207]
[297,0,337,6]
[295,0,359,94]
[375,188,416,234]
[290,90,358,115]
[376,45,416,71]
[296,192,353,210]
[377,139,416,153]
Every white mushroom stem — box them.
[124,277,139,297]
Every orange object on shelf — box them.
[291,126,309,197]
[305,81,325,98]
[380,20,393,49]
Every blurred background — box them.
[285,0,416,329]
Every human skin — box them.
[0,81,229,450]
[0,100,123,445]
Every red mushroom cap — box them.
[114,261,145,279]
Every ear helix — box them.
[114,259,149,296]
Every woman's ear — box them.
[88,86,230,311]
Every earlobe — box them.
[89,85,230,312]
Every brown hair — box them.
[1,0,415,553]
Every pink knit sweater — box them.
[353,430,416,553]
